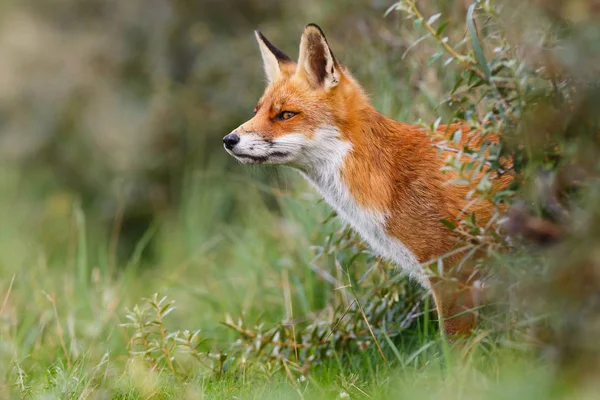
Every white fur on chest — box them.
[298,126,424,283]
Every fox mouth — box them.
[227,149,291,164]
[234,153,268,163]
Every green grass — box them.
[0,165,596,399]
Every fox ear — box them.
[297,24,340,90]
[255,30,292,84]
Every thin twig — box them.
[0,274,16,317]
[281,358,305,400]
[400,300,423,329]
[420,245,474,269]
[351,383,373,399]
[45,292,72,368]
[325,299,357,342]
[282,269,299,363]
[353,293,389,366]
[108,195,127,276]
[154,301,176,374]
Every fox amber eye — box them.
[278,111,297,121]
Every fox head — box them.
[223,24,369,170]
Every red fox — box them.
[223,24,511,336]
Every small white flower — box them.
[338,391,350,399]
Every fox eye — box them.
[277,111,297,121]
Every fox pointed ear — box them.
[255,30,292,84]
[297,24,340,90]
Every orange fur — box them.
[225,24,512,336]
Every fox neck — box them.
[297,124,354,213]
[299,106,395,215]
[296,111,424,282]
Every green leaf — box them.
[440,219,457,230]
[162,306,176,319]
[436,21,450,36]
[451,75,465,94]
[452,129,462,145]
[467,4,491,81]
[384,3,400,17]
[402,34,431,59]
[437,258,444,276]
[427,13,442,26]
[468,78,486,89]
[428,50,444,66]
[449,179,470,186]
[469,212,477,226]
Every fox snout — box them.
[222,129,301,165]
[223,132,240,150]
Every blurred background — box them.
[0,0,452,265]
[1,0,600,398]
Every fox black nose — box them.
[223,133,240,149]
